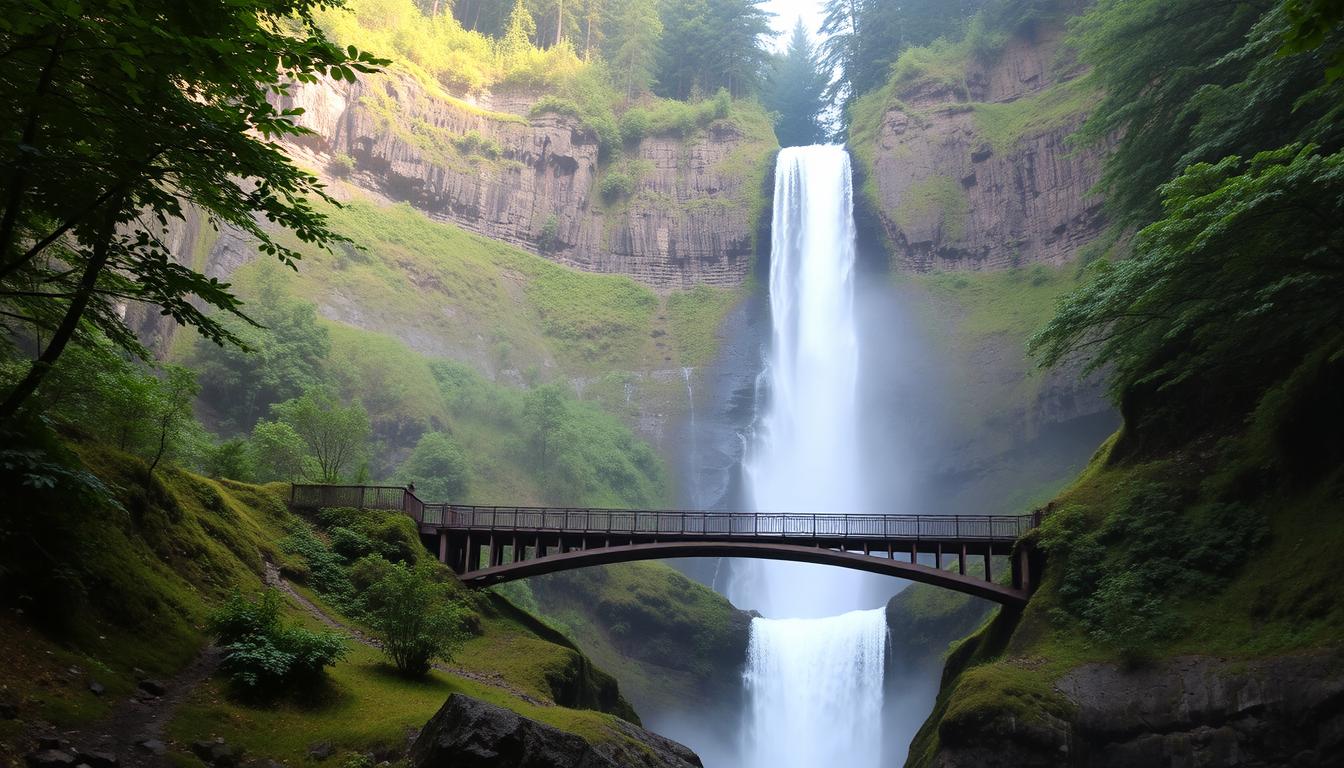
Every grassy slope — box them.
[0,447,658,768]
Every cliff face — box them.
[278,75,774,289]
[928,652,1344,767]
[854,25,1110,272]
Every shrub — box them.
[537,215,561,253]
[364,562,469,677]
[330,153,357,177]
[330,525,379,561]
[600,172,633,203]
[620,108,650,143]
[210,589,347,695]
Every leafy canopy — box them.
[0,0,385,419]
[1029,145,1344,435]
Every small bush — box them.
[620,108,650,143]
[365,563,470,677]
[210,589,347,695]
[538,215,561,253]
[330,153,357,178]
[600,172,633,203]
[452,130,501,160]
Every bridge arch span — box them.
[458,541,1029,606]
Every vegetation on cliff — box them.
[909,0,1344,761]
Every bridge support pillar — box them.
[489,536,502,568]
[463,534,474,573]
[936,543,944,570]
[537,536,547,559]
[909,541,918,565]
[984,544,993,582]
[438,532,448,564]
[959,545,967,576]
[1012,543,1034,593]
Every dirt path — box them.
[30,645,221,768]
[262,563,550,708]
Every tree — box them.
[397,432,471,501]
[656,0,773,99]
[364,562,470,677]
[610,0,663,99]
[272,389,371,484]
[147,366,201,476]
[498,0,538,65]
[189,276,331,433]
[249,419,310,483]
[522,383,568,471]
[1030,145,1344,440]
[0,0,385,422]
[765,20,830,147]
[1071,0,1344,226]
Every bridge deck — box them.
[289,485,1043,604]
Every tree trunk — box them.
[0,35,64,275]
[0,210,117,423]
[555,0,564,46]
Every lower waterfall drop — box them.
[743,609,890,768]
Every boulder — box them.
[137,680,166,697]
[135,740,167,756]
[306,741,335,761]
[191,739,244,768]
[74,750,118,768]
[409,694,701,768]
[25,751,77,768]
[87,681,105,697]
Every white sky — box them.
[760,0,830,51]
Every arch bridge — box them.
[290,485,1042,607]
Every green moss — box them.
[666,285,740,367]
[894,176,971,241]
[972,79,1100,154]
[527,562,747,711]
[910,262,1080,340]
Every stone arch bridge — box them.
[290,485,1042,607]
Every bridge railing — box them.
[419,505,1034,541]
[290,484,424,520]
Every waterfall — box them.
[733,146,889,768]
[743,610,889,768]
[730,144,868,619]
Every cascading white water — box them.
[730,144,867,619]
[733,146,889,768]
[743,609,889,768]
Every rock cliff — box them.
[852,24,1110,272]
[277,75,774,289]
[927,652,1344,767]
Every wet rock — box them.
[87,681,105,696]
[36,738,65,751]
[25,750,77,768]
[135,740,167,756]
[74,750,118,768]
[306,742,335,761]
[409,693,701,768]
[137,680,166,697]
[192,739,244,768]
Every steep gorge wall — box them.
[278,75,774,289]
[853,25,1110,272]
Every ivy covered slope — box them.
[848,2,1108,272]
[907,0,1344,761]
[0,444,661,767]
[277,0,779,290]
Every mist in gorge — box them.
[7,0,1341,766]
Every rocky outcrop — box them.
[855,24,1110,272]
[277,75,772,288]
[927,652,1344,767]
[408,693,703,768]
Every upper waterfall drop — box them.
[729,145,869,619]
